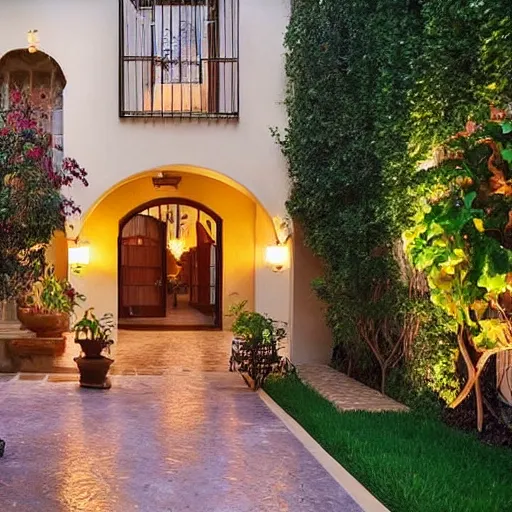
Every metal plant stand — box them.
[229,337,294,389]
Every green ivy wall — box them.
[281,0,512,406]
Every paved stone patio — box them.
[0,329,235,375]
[297,364,409,412]
[0,333,363,512]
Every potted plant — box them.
[73,308,114,389]
[229,300,287,389]
[17,266,85,338]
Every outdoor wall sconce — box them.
[27,30,39,54]
[265,215,292,272]
[68,244,90,276]
[265,244,289,272]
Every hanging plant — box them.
[403,106,512,430]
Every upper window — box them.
[120,0,239,119]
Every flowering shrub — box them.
[0,89,88,301]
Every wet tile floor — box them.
[0,333,362,512]
[50,330,236,375]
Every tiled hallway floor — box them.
[0,372,361,512]
[119,294,215,328]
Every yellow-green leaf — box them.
[474,319,510,349]
[473,218,484,232]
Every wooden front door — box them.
[119,214,166,318]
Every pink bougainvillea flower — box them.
[26,146,44,160]
[9,89,22,105]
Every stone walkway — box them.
[0,373,361,512]
[0,329,235,375]
[297,364,408,412]
[0,332,366,512]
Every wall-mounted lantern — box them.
[265,215,292,272]
[265,244,289,272]
[68,244,90,276]
[27,30,39,54]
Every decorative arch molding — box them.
[119,197,223,232]
[77,165,279,239]
[0,49,66,88]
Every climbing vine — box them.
[280,0,512,411]
[404,113,512,430]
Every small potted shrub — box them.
[73,308,114,389]
[17,266,85,338]
[229,301,287,389]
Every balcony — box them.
[119,0,239,119]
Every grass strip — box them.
[264,375,512,512]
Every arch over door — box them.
[119,214,167,318]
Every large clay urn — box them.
[17,307,69,338]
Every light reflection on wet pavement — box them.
[0,332,361,512]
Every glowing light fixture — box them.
[69,245,90,276]
[27,30,39,54]
[168,238,186,260]
[265,244,289,272]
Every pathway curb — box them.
[258,389,390,512]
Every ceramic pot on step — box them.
[17,308,69,338]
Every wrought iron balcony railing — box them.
[119,0,239,119]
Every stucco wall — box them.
[290,225,332,365]
[1,0,297,349]
[0,0,290,217]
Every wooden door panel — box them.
[119,215,166,318]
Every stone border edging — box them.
[258,389,390,512]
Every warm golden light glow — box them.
[27,29,39,53]
[265,244,289,272]
[168,238,186,260]
[69,246,90,275]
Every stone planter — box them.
[17,308,69,338]
[74,355,113,389]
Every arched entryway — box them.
[118,198,222,330]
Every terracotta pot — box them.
[76,338,111,358]
[17,308,69,338]
[74,355,113,389]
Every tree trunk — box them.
[450,325,484,431]
[475,378,484,433]
[380,363,387,395]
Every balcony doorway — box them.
[118,198,222,330]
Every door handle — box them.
[155,279,162,287]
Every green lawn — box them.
[264,375,512,512]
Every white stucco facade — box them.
[0,0,290,216]
[0,0,332,365]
